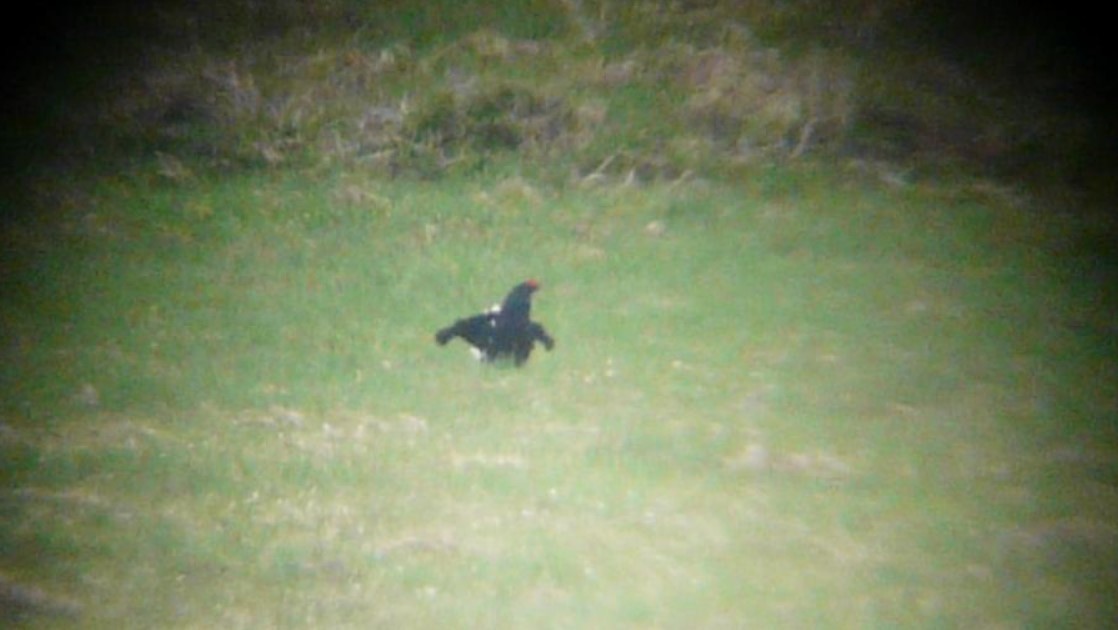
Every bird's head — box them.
[501,279,541,320]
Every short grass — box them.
[3,161,1116,627]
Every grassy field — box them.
[3,163,1115,627]
[3,1,1117,627]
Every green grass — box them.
[3,162,1115,627]
[3,1,1116,626]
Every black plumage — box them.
[435,279,555,366]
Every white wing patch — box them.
[468,304,500,360]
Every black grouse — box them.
[435,279,555,366]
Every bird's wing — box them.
[436,312,498,351]
[528,322,555,350]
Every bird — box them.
[435,279,555,366]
